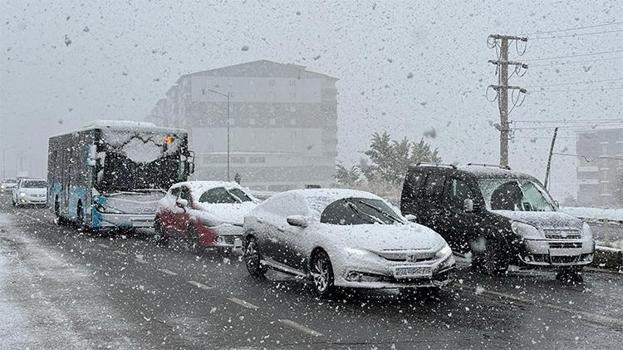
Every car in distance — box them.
[400,163,594,281]
[155,181,259,250]
[1,178,18,193]
[12,178,48,207]
[242,189,455,297]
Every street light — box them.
[206,88,231,181]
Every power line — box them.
[529,86,623,92]
[514,119,623,123]
[525,49,623,61]
[553,153,623,162]
[530,28,623,40]
[525,21,623,36]
[526,77,623,87]
[529,55,623,67]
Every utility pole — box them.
[544,127,559,189]
[488,34,528,168]
[206,88,232,181]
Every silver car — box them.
[242,188,455,297]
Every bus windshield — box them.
[96,130,187,192]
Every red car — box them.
[154,181,259,250]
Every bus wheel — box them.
[76,201,86,231]
[54,198,67,226]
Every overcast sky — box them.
[1,0,621,200]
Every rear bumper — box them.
[517,239,595,267]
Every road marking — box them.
[468,286,623,329]
[157,268,178,276]
[278,319,323,337]
[97,243,109,249]
[112,250,127,255]
[227,297,259,310]
[188,280,213,290]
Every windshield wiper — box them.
[344,200,384,224]
[357,200,403,224]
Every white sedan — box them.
[242,189,455,297]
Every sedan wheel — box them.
[472,238,508,276]
[310,250,334,298]
[244,237,267,277]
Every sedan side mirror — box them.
[287,215,308,227]
[404,214,417,222]
[176,198,189,209]
[464,198,475,213]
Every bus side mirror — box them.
[86,144,97,167]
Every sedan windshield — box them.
[478,178,555,212]
[22,180,47,188]
[320,197,404,225]
[199,187,252,204]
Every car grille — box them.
[549,242,582,249]
[377,250,436,262]
[543,228,581,240]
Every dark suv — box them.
[400,163,594,279]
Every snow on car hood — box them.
[193,202,257,226]
[315,222,446,252]
[492,210,583,230]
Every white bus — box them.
[48,120,194,230]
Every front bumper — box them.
[17,196,47,205]
[517,239,595,267]
[95,212,155,229]
[334,255,456,289]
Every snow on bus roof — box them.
[80,120,187,134]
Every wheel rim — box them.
[245,240,261,270]
[311,256,330,292]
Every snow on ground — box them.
[560,206,623,222]
[0,213,140,349]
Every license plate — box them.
[549,248,582,257]
[394,266,432,278]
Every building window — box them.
[231,156,246,164]
[600,142,608,155]
[249,156,266,163]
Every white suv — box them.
[12,179,48,207]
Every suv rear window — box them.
[423,173,446,200]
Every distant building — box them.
[147,60,338,191]
[576,127,623,208]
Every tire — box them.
[310,250,335,298]
[153,219,168,245]
[187,223,200,248]
[76,201,86,231]
[244,237,267,278]
[472,237,509,275]
[54,199,67,226]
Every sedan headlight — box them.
[435,244,453,259]
[19,192,26,197]
[582,222,593,241]
[511,221,543,239]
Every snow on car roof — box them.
[458,165,534,179]
[172,181,250,197]
[288,188,385,216]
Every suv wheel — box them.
[472,237,508,275]
[310,250,334,298]
[244,237,267,277]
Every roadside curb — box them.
[593,246,623,272]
